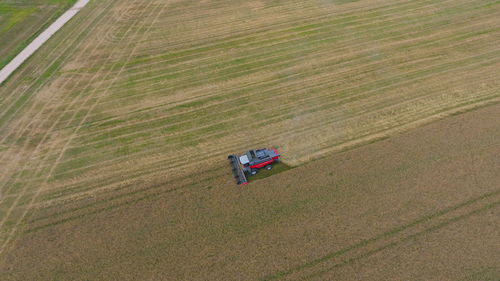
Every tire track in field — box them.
[0,1,151,168]
[4,0,500,241]
[260,189,500,281]
[77,13,465,134]
[68,8,494,148]
[26,165,229,233]
[137,0,426,51]
[111,0,443,81]
[0,0,151,219]
[126,0,316,48]
[90,1,493,122]
[0,0,159,255]
[0,0,130,225]
[31,88,500,219]
[38,90,499,214]
[29,90,500,223]
[126,0,473,81]
[36,60,499,212]
[0,0,126,201]
[106,1,317,52]
[119,0,441,72]
[0,0,122,163]
[48,45,500,178]
[55,0,426,96]
[67,0,446,95]
[28,161,230,226]
[130,1,316,55]
[104,22,495,111]
[5,2,498,264]
[80,0,490,124]
[0,0,223,201]
[0,0,119,202]
[32,49,499,204]
[0,0,174,255]
[74,28,497,157]
[27,90,497,217]
[92,0,458,101]
[305,201,500,280]
[0,0,150,208]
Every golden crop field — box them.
[0,0,499,279]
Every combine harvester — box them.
[228,148,280,185]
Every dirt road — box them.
[0,0,90,85]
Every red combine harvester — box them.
[228,148,280,185]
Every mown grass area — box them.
[0,0,77,69]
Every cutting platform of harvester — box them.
[228,148,280,185]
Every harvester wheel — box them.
[265,165,273,170]
[251,169,258,175]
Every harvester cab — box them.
[228,148,280,185]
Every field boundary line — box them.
[295,95,500,164]
[261,189,500,281]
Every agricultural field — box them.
[1,97,499,281]
[0,0,77,69]
[0,0,499,280]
